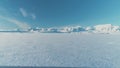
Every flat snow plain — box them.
[0,32,120,68]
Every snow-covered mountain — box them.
[0,24,120,33]
[94,24,120,33]
[27,24,120,33]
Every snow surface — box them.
[0,32,120,67]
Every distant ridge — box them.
[0,24,120,33]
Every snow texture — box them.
[0,33,120,68]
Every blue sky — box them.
[0,0,120,29]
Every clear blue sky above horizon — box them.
[0,0,120,29]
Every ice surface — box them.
[0,33,120,67]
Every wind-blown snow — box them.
[0,33,120,67]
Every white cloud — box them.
[19,8,28,17]
[31,14,36,20]
[19,8,36,19]
[8,19,30,29]
[0,15,30,29]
